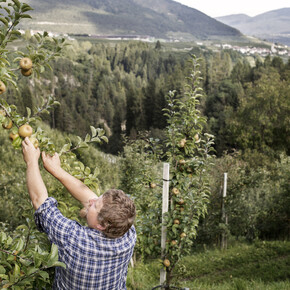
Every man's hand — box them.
[42,152,61,177]
[22,137,40,165]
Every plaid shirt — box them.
[34,197,136,290]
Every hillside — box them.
[216,8,290,45]
[20,0,244,41]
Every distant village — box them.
[214,43,290,57]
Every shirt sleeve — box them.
[34,197,80,248]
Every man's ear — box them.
[95,224,106,231]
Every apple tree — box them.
[121,55,215,287]
[0,1,107,288]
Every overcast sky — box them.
[173,0,290,17]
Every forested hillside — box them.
[6,37,290,162]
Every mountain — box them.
[20,0,244,41]
[216,8,290,45]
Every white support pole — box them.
[160,163,170,286]
[221,173,228,249]
[223,173,227,197]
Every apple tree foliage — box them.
[121,55,215,286]
[0,1,107,288]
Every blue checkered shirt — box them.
[34,197,136,289]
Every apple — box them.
[19,57,33,71]
[163,259,170,267]
[179,138,186,148]
[150,182,157,188]
[173,219,180,225]
[9,132,19,140]
[171,187,180,195]
[18,124,33,137]
[0,81,6,94]
[21,68,33,76]
[171,240,177,246]
[179,159,186,165]
[2,120,12,129]
[178,198,185,205]
[29,136,39,149]
[180,232,186,238]
[194,133,200,142]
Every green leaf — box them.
[46,243,58,267]
[38,270,49,281]
[14,238,24,252]
[0,265,5,274]
[101,136,109,143]
[0,17,8,26]
[90,126,97,137]
[12,0,21,8]
[84,134,90,142]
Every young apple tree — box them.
[120,56,215,288]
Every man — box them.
[22,137,136,289]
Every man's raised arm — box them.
[41,152,97,207]
[22,137,48,210]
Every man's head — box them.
[86,189,136,238]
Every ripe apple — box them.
[29,136,39,149]
[163,259,170,267]
[171,240,177,246]
[179,138,186,148]
[19,57,33,71]
[180,232,186,238]
[9,132,19,140]
[18,124,33,137]
[21,68,33,76]
[171,187,180,195]
[173,219,180,225]
[150,182,157,188]
[194,133,200,142]
[178,198,185,205]
[0,81,6,94]
[2,120,12,129]
[179,159,186,165]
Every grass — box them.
[127,240,290,290]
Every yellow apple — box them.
[9,132,19,140]
[2,120,12,129]
[171,187,180,195]
[178,198,185,205]
[21,68,33,76]
[150,182,157,188]
[0,81,6,94]
[171,240,177,246]
[179,138,186,148]
[18,124,33,137]
[173,219,180,225]
[163,259,170,267]
[19,57,33,71]
[180,232,186,238]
